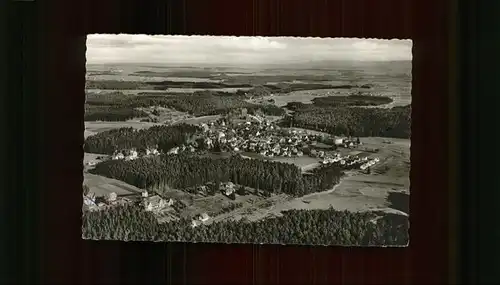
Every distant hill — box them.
[86,60,412,79]
[88,60,411,71]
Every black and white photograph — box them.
[82,34,411,246]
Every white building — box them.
[205,138,213,148]
[168,147,179,155]
[144,196,172,212]
[201,123,210,132]
[106,192,117,203]
[198,213,210,222]
[125,150,138,161]
[222,182,235,196]
[146,148,160,156]
[112,153,125,160]
[83,195,96,207]
[129,150,138,159]
[191,220,202,228]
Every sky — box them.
[86,34,412,66]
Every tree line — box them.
[131,92,284,117]
[82,204,409,246]
[86,79,252,90]
[86,80,355,94]
[283,103,411,138]
[86,80,151,90]
[311,94,393,107]
[84,124,200,155]
[89,154,343,197]
[85,91,285,121]
[84,105,149,122]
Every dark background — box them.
[3,0,495,283]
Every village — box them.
[170,111,365,158]
[102,110,368,162]
[83,110,385,228]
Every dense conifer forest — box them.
[311,94,393,107]
[84,124,200,155]
[89,154,343,197]
[85,91,285,120]
[283,103,410,138]
[86,79,356,93]
[82,204,409,246]
[84,105,149,122]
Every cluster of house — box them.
[82,189,174,213]
[333,137,362,148]
[141,191,174,212]
[167,117,337,159]
[191,212,210,228]
[360,157,380,170]
[309,149,327,159]
[320,153,381,170]
[111,147,161,161]
[83,191,121,211]
[195,181,238,198]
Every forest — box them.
[147,80,252,89]
[89,154,343,197]
[86,79,355,94]
[283,102,411,138]
[82,204,409,246]
[84,124,200,155]
[85,91,285,120]
[86,79,252,90]
[86,80,151,90]
[128,92,285,117]
[84,105,149,121]
[310,94,393,107]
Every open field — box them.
[84,121,163,138]
[268,155,321,169]
[84,153,145,197]
[240,152,322,172]
[83,153,109,170]
[172,115,222,125]
[84,173,144,197]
